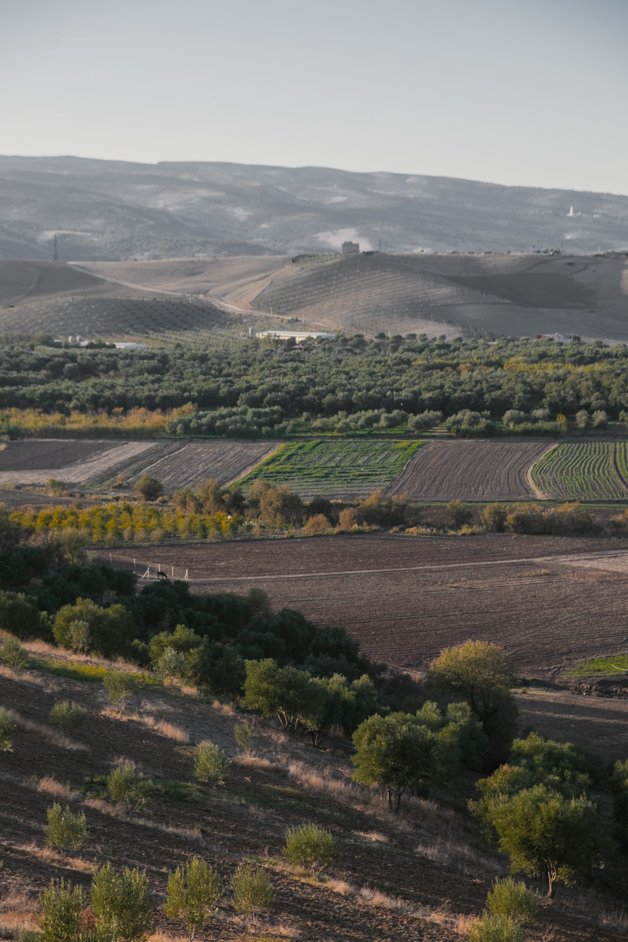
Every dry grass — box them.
[0,887,39,935]
[353,829,389,844]
[13,841,94,873]
[323,877,354,897]
[355,887,414,914]
[36,775,80,801]
[0,663,48,686]
[123,710,190,743]
[235,753,276,771]
[415,836,501,877]
[8,708,88,752]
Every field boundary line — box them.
[226,441,284,487]
[527,442,556,499]
[183,548,628,584]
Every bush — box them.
[135,474,164,501]
[230,862,274,914]
[283,823,336,873]
[49,700,87,733]
[302,513,332,535]
[469,913,523,942]
[0,706,14,751]
[45,803,87,853]
[447,499,472,529]
[40,879,85,942]
[193,740,231,785]
[164,857,222,937]
[233,721,254,753]
[0,634,30,670]
[106,760,152,810]
[486,878,538,924]
[91,864,152,942]
[103,670,136,709]
[0,590,47,640]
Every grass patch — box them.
[35,657,156,686]
[571,653,628,677]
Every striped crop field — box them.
[239,439,422,499]
[531,441,628,500]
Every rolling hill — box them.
[2,155,628,260]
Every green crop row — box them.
[531,442,628,500]
[239,439,423,497]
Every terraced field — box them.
[531,441,628,500]
[239,439,422,498]
[387,440,550,501]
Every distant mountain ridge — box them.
[2,155,628,260]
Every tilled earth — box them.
[0,661,623,941]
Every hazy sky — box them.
[2,0,627,194]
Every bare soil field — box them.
[0,261,111,306]
[107,534,628,679]
[0,439,278,491]
[516,690,628,763]
[0,440,111,471]
[0,653,620,942]
[0,441,157,486]
[105,440,281,490]
[387,440,551,500]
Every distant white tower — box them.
[567,206,575,217]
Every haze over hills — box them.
[3,155,628,260]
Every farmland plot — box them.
[105,440,281,490]
[0,440,158,486]
[387,440,550,500]
[0,439,112,471]
[108,534,628,679]
[531,441,628,500]
[240,439,422,498]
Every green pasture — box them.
[239,438,423,498]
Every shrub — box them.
[106,760,152,810]
[283,823,336,873]
[337,507,359,531]
[0,634,30,670]
[447,499,472,529]
[49,700,87,733]
[193,740,231,785]
[40,879,85,942]
[230,862,274,914]
[91,864,152,942]
[302,513,332,535]
[469,913,523,942]
[164,857,221,937]
[45,803,87,853]
[103,670,136,709]
[135,474,164,502]
[486,878,538,924]
[233,721,254,753]
[0,706,14,751]
[0,589,47,640]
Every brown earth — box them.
[105,534,628,679]
[387,440,551,501]
[0,651,624,942]
[0,439,279,492]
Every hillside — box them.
[2,156,628,260]
[0,260,267,341]
[0,643,623,942]
[77,251,628,341]
[246,252,628,340]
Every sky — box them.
[1,0,627,194]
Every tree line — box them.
[1,334,627,438]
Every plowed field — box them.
[0,441,156,486]
[387,440,550,500]
[107,534,628,678]
[0,439,278,491]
